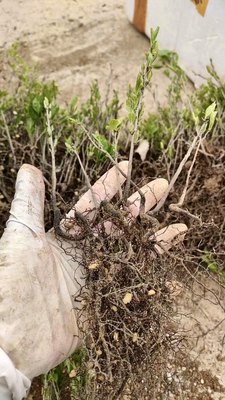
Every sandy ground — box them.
[1,0,225,398]
[177,278,225,400]
[0,0,169,109]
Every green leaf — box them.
[106,117,124,132]
[32,97,42,114]
[150,27,160,43]
[146,53,154,65]
[191,112,199,126]
[208,262,219,273]
[44,97,49,109]
[93,133,108,148]
[167,145,174,159]
[202,252,219,274]
[208,110,217,131]
[136,72,144,91]
[70,96,78,112]
[93,133,115,157]
[158,49,178,64]
[0,90,8,98]
[201,121,208,134]
[205,101,216,119]
[160,141,164,150]
[147,70,153,81]
[159,49,172,58]
[26,117,34,137]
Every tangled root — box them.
[66,201,184,399]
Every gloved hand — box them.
[0,163,187,399]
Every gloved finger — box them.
[101,178,168,234]
[151,223,188,255]
[126,178,168,218]
[61,161,128,232]
[4,164,45,236]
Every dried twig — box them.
[150,126,204,214]
[1,111,16,166]
[45,102,57,208]
[169,134,203,222]
[73,148,98,210]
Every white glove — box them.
[0,163,187,399]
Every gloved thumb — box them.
[4,164,45,236]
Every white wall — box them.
[126,0,225,86]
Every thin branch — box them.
[45,105,57,207]
[179,133,202,206]
[1,110,16,166]
[73,147,98,210]
[124,66,147,201]
[124,95,144,200]
[150,126,203,214]
[114,130,123,200]
[168,128,203,222]
[168,204,202,222]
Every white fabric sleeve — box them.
[0,348,31,400]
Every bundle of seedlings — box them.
[49,30,219,399]
[1,30,225,399]
[39,29,180,398]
